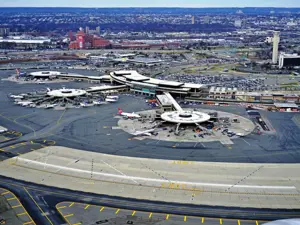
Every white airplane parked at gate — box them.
[17,101,34,106]
[105,96,119,103]
[80,102,89,107]
[10,95,24,99]
[130,129,155,136]
[44,104,57,109]
[93,100,102,105]
[117,108,141,119]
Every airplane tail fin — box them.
[118,108,122,114]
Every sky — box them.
[1,0,300,8]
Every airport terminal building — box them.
[110,70,207,97]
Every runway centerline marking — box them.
[15,158,296,190]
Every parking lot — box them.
[56,202,265,225]
[0,188,35,225]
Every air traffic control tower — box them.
[272,31,280,64]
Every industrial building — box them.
[69,29,110,49]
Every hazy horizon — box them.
[1,0,300,8]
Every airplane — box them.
[80,102,90,107]
[105,95,119,102]
[130,129,155,136]
[18,101,34,106]
[93,100,102,105]
[106,95,119,100]
[236,133,245,137]
[10,95,24,99]
[105,98,118,103]
[117,108,141,119]
[44,104,57,109]
[0,127,8,133]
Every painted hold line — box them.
[15,158,296,190]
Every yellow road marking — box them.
[220,219,223,224]
[100,207,105,212]
[132,211,136,216]
[0,149,4,152]
[184,216,187,222]
[84,204,90,210]
[1,191,9,195]
[57,206,66,209]
[21,143,26,145]
[24,187,53,225]
[238,220,241,225]
[12,204,22,208]
[69,202,75,207]
[228,146,232,149]
[149,212,152,218]
[9,145,15,148]
[73,223,82,225]
[7,197,16,200]
[30,141,33,144]
[17,212,27,216]
[115,209,120,214]
[64,214,74,218]
[202,217,205,223]
[256,221,259,225]
[23,222,34,225]
[166,214,169,220]
[44,140,46,143]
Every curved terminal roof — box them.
[110,70,205,92]
[161,111,211,124]
[47,88,87,97]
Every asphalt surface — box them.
[1,71,300,163]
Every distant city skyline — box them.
[1,0,300,8]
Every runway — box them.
[1,146,299,210]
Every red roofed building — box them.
[69,30,110,49]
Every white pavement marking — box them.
[15,158,296,190]
[43,148,50,169]
[194,142,198,148]
[99,159,139,185]
[241,138,251,146]
[201,143,205,148]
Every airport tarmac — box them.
[1,74,300,163]
[0,70,300,221]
